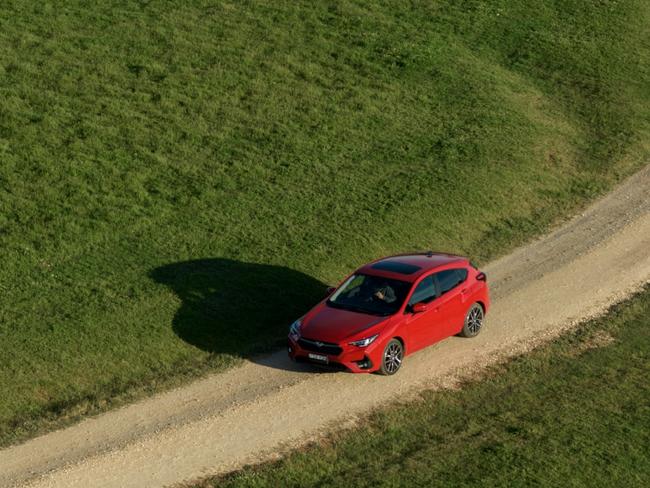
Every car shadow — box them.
[149,258,338,373]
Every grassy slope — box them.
[204,286,650,487]
[0,0,648,444]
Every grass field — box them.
[1,0,649,445]
[200,286,650,487]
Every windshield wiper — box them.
[346,304,386,316]
[327,301,365,314]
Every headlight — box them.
[289,319,302,340]
[348,334,379,347]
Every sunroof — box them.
[371,261,421,275]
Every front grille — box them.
[298,337,343,356]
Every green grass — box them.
[0,0,649,445]
[200,286,650,487]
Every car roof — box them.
[357,252,468,283]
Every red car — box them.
[287,252,489,375]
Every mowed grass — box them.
[201,286,650,488]
[0,0,649,445]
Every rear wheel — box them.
[379,339,403,375]
[460,303,484,338]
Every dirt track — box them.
[1,165,649,488]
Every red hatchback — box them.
[287,252,489,375]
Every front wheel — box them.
[459,303,484,338]
[378,339,404,375]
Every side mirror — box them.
[326,286,336,295]
[476,272,487,282]
[412,302,429,314]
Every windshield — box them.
[327,273,411,316]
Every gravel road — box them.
[2,165,649,488]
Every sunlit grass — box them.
[0,0,648,445]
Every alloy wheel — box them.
[383,341,403,374]
[467,306,483,334]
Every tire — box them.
[378,339,404,375]
[459,303,484,338]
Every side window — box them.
[436,268,468,295]
[455,268,468,285]
[408,276,437,305]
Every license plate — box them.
[308,353,328,363]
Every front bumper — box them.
[287,336,381,373]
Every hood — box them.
[300,303,390,343]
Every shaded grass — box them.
[201,286,650,487]
[0,0,649,445]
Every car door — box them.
[433,268,469,337]
[403,274,444,352]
